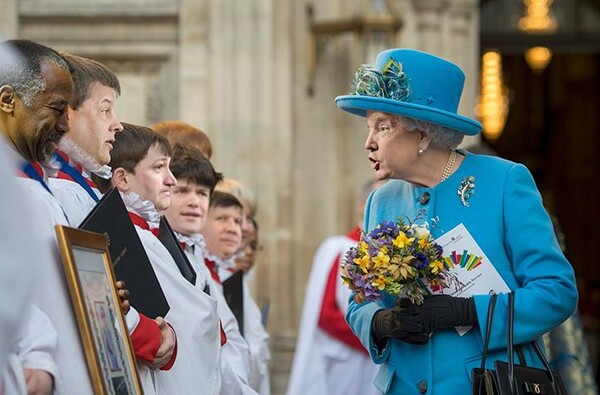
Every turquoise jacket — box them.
[346,152,578,395]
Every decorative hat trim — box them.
[351,57,411,102]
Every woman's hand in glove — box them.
[371,299,430,345]
[418,294,478,333]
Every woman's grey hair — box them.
[0,40,69,107]
[394,114,464,149]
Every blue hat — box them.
[335,48,482,135]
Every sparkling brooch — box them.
[458,176,476,207]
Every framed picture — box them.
[55,225,143,395]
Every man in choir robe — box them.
[0,38,90,394]
[49,52,123,225]
[163,144,258,394]
[287,180,385,395]
[47,53,177,391]
[95,122,223,394]
[0,38,38,381]
[0,124,61,394]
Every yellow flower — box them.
[371,274,387,290]
[359,241,370,253]
[418,238,429,249]
[353,255,370,273]
[429,260,444,274]
[373,251,390,268]
[393,232,414,249]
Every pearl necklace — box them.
[440,149,457,183]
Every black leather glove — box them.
[371,299,430,345]
[418,294,478,333]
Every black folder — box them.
[79,188,170,318]
[156,216,197,285]
[223,270,244,337]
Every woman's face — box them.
[364,111,420,180]
[201,205,243,259]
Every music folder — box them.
[156,216,197,285]
[223,270,244,337]
[79,187,170,318]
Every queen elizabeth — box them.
[336,48,577,394]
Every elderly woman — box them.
[336,48,578,394]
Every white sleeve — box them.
[243,284,271,394]
[0,140,41,376]
[49,178,98,226]
[14,304,62,393]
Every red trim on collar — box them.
[128,212,158,236]
[204,258,222,284]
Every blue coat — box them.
[346,152,578,395]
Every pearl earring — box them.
[418,147,424,155]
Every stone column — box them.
[178,0,209,124]
[447,0,482,147]
[0,0,19,38]
[411,0,448,55]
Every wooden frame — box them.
[55,225,143,395]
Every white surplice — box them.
[3,304,60,394]
[0,138,42,377]
[184,241,257,395]
[287,234,381,395]
[16,172,94,394]
[48,140,108,226]
[131,219,221,394]
[212,257,271,395]
[49,176,98,226]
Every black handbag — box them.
[472,292,567,395]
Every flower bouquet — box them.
[341,218,451,305]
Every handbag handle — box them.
[479,293,498,369]
[507,292,557,393]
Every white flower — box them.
[412,224,430,240]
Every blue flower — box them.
[413,253,429,270]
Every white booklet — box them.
[431,223,510,335]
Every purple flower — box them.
[366,243,380,258]
[362,276,381,301]
[376,236,393,247]
[345,247,360,263]
[368,220,396,239]
[413,253,429,270]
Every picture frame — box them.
[55,225,143,395]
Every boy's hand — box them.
[150,317,176,369]
[115,280,130,315]
[24,368,53,395]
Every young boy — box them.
[96,123,222,394]
[201,192,271,394]
[163,144,257,394]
